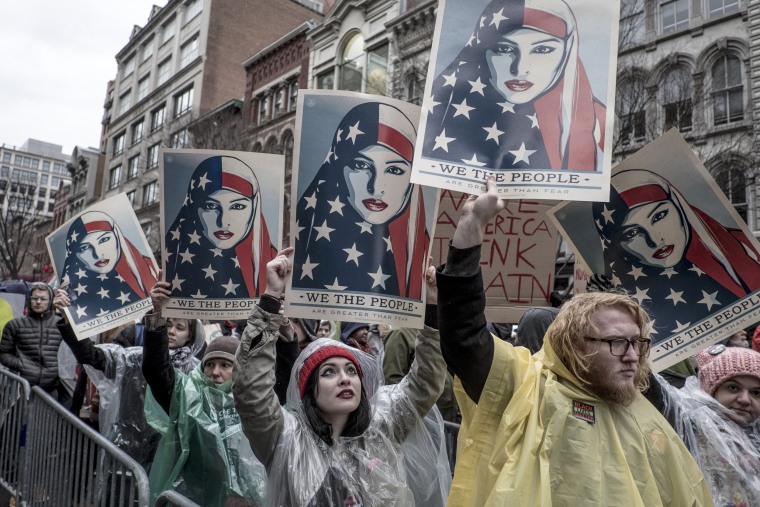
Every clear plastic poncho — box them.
[83,322,205,469]
[655,374,760,505]
[234,306,451,507]
[279,338,450,507]
[144,366,267,507]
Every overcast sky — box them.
[0,1,163,156]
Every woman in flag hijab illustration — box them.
[423,0,605,171]
[292,101,429,299]
[62,211,158,324]
[592,169,760,337]
[165,155,276,299]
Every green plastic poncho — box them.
[145,365,267,506]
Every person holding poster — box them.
[60,210,158,325]
[234,248,451,507]
[423,0,605,171]
[292,101,429,299]
[646,344,760,505]
[435,176,711,505]
[592,169,760,336]
[165,155,277,299]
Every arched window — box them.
[711,54,744,126]
[714,166,748,222]
[662,66,692,132]
[252,142,263,152]
[340,33,364,92]
[264,136,280,154]
[616,77,647,144]
[282,131,294,171]
[406,72,423,105]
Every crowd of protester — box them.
[2,178,760,505]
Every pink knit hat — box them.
[696,344,760,395]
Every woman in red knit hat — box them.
[646,344,760,505]
[233,247,451,507]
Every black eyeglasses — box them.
[584,337,650,357]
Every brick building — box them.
[100,0,320,257]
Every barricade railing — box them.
[0,368,31,505]
[22,386,150,507]
[443,421,460,473]
[154,490,202,507]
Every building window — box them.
[147,143,161,169]
[339,33,364,92]
[708,0,739,18]
[131,120,144,144]
[2,152,10,163]
[405,73,423,105]
[36,201,45,212]
[180,36,199,68]
[274,88,284,117]
[157,58,172,86]
[151,105,166,132]
[366,44,388,96]
[171,128,190,148]
[711,54,744,125]
[127,155,140,180]
[0,166,8,177]
[288,81,299,111]
[38,188,47,198]
[616,78,647,144]
[42,161,50,171]
[660,0,689,34]
[137,76,150,101]
[108,166,122,189]
[122,57,135,78]
[174,87,194,117]
[113,133,126,156]
[142,39,154,61]
[184,0,202,23]
[48,202,54,213]
[40,174,48,185]
[53,162,66,174]
[620,0,645,48]
[161,20,176,45]
[316,70,334,90]
[662,66,692,132]
[126,190,136,206]
[715,166,747,221]
[117,90,132,116]
[258,96,269,124]
[51,176,60,188]
[143,181,158,205]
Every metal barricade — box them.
[154,490,202,507]
[443,421,460,474]
[24,386,150,507]
[0,368,31,506]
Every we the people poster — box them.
[160,149,284,320]
[286,90,439,328]
[46,193,158,339]
[431,190,559,323]
[413,0,619,201]
[549,131,760,371]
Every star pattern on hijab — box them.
[296,119,402,292]
[66,264,139,322]
[594,194,733,335]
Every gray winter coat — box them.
[0,284,62,391]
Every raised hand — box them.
[425,256,438,305]
[53,289,71,312]
[149,270,171,315]
[265,247,294,298]
[452,175,505,249]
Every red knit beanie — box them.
[298,345,362,398]
[697,344,760,395]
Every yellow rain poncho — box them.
[448,339,713,506]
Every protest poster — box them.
[160,149,284,320]
[412,0,619,201]
[431,190,559,323]
[286,90,439,328]
[549,130,760,371]
[46,193,158,339]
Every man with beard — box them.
[436,177,711,506]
